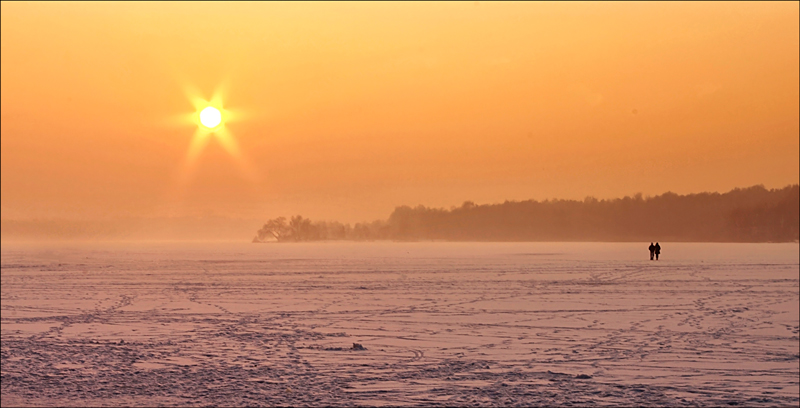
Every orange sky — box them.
[2,2,798,223]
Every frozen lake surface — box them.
[2,242,798,406]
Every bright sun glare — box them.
[199,106,222,128]
[179,87,256,183]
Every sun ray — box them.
[213,127,259,182]
[178,127,212,183]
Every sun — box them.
[199,106,222,129]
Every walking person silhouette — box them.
[648,242,655,260]
[654,242,661,260]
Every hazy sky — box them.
[2,2,798,223]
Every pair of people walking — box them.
[648,242,661,260]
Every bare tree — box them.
[253,217,290,242]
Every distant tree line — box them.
[253,184,799,243]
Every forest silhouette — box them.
[254,185,799,243]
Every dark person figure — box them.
[648,242,655,260]
[654,242,661,260]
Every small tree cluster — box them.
[253,216,389,242]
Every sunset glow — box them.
[1,2,797,224]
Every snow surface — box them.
[2,242,798,406]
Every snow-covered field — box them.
[2,242,798,406]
